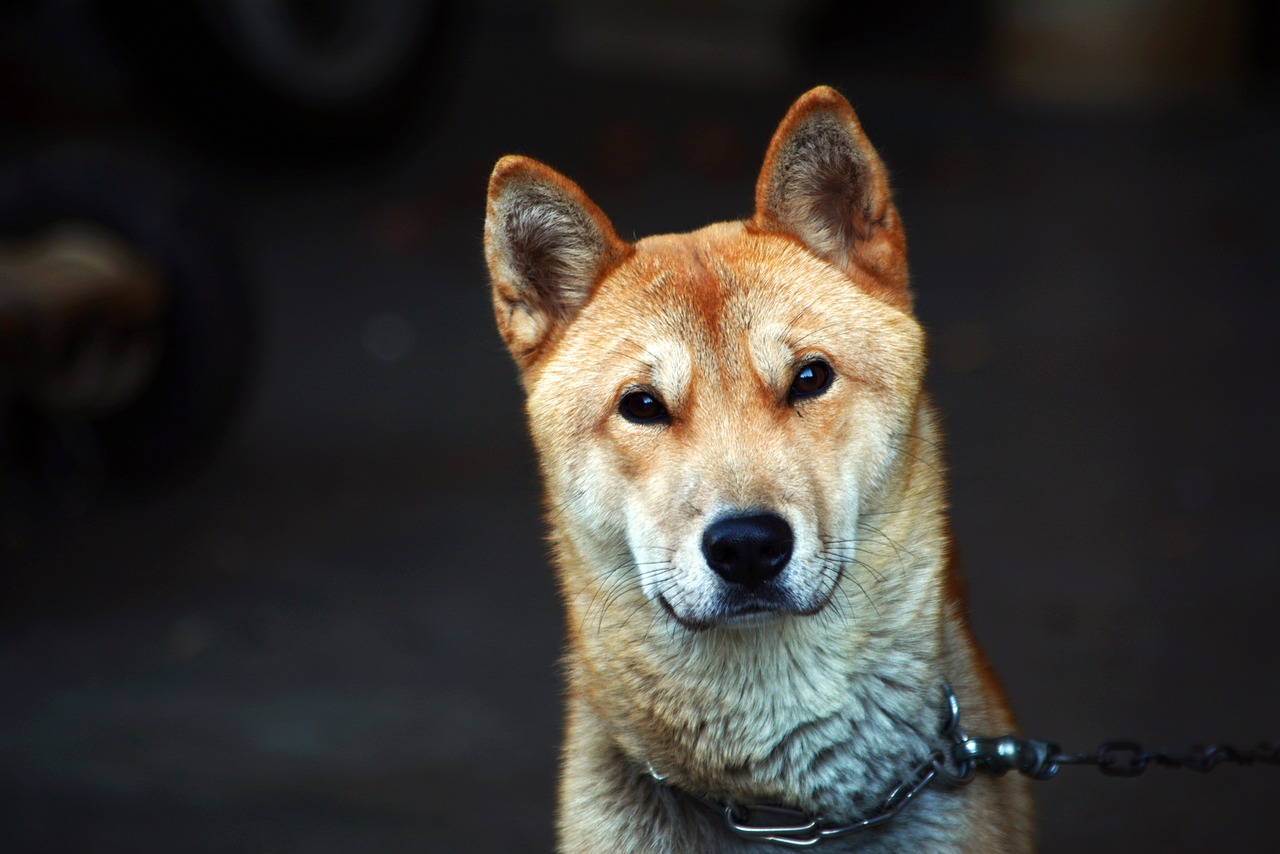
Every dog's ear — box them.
[753,86,909,307]
[485,155,630,365]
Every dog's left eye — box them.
[790,360,833,400]
[619,390,669,424]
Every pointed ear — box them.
[485,155,630,365]
[752,87,909,307]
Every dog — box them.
[483,86,1035,852]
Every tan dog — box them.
[484,86,1034,852]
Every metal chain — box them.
[715,748,972,847]
[654,685,1279,848]
[1046,741,1280,778]
[954,734,1280,780]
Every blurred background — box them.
[0,0,1276,851]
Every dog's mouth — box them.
[654,558,847,632]
[657,585,818,632]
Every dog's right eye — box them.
[619,390,669,424]
[790,359,834,400]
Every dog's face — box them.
[486,87,923,636]
[523,226,924,631]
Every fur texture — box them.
[485,86,1034,852]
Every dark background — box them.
[1,1,1277,851]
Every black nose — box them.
[701,513,794,587]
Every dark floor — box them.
[2,4,1278,852]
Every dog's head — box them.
[485,87,928,636]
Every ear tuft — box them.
[485,156,628,363]
[753,87,909,306]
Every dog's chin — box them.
[717,608,787,630]
[657,587,829,632]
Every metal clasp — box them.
[724,803,823,847]
[953,735,1063,780]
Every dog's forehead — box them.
[535,222,923,412]
[586,224,902,353]
[598,227,831,335]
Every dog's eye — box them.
[790,361,833,400]
[619,390,669,424]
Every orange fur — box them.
[486,86,1034,852]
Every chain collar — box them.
[646,683,979,848]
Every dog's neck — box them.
[641,678,962,831]
[591,615,948,820]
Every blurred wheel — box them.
[210,0,438,112]
[102,0,456,153]
[0,144,252,505]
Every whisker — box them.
[886,433,944,478]
[841,564,880,617]
[576,542,682,638]
[856,523,914,574]
[819,538,888,586]
[890,430,945,453]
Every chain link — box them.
[1050,741,1280,777]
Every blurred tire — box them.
[0,144,252,503]
[101,0,457,154]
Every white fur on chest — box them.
[611,612,945,823]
